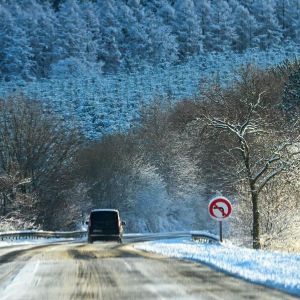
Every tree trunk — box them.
[251,190,261,249]
[1,193,6,215]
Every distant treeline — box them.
[0,0,300,80]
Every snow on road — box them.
[135,237,300,297]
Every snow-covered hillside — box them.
[1,46,299,139]
[1,0,300,80]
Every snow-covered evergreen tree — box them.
[233,3,257,51]
[195,0,213,51]
[0,5,34,81]
[28,2,57,78]
[209,0,235,51]
[239,0,253,10]
[116,1,149,69]
[54,0,88,62]
[173,0,203,60]
[96,0,122,73]
[80,1,103,64]
[147,20,178,66]
[276,0,300,42]
[250,0,283,49]
[156,0,176,27]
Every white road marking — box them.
[0,260,40,300]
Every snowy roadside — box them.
[135,237,300,297]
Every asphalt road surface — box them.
[0,236,297,300]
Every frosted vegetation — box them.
[0,0,299,251]
[0,47,299,139]
[1,0,300,137]
[1,0,300,80]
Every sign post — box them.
[219,220,223,243]
[208,196,232,243]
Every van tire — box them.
[88,236,93,244]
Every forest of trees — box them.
[0,0,299,250]
[0,60,299,250]
[1,0,300,80]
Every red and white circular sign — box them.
[208,197,232,220]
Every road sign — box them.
[208,197,232,221]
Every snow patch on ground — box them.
[135,237,300,297]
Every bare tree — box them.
[190,67,300,249]
[0,170,37,230]
[0,95,81,229]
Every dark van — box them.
[86,209,125,243]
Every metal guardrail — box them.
[125,231,221,244]
[0,230,87,241]
[0,230,218,243]
[190,231,220,244]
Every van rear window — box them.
[91,211,118,226]
[90,211,119,232]
[90,211,118,222]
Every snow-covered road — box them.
[0,235,298,299]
